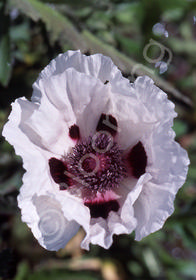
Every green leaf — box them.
[0,2,12,87]
[177,261,196,277]
[173,119,187,138]
[188,166,196,181]
[40,0,92,7]
[86,11,111,30]
[142,248,161,277]
[128,261,143,276]
[115,33,142,56]
[168,38,196,56]
[9,0,87,50]
[10,22,30,42]
[114,2,144,26]
[157,0,189,12]
[163,8,184,21]
[14,262,30,280]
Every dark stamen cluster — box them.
[65,133,127,198]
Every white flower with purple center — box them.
[3,50,189,251]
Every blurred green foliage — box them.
[0,0,196,279]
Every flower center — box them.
[48,115,148,219]
[66,132,127,199]
[82,156,97,173]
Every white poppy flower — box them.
[2,50,189,251]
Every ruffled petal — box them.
[130,76,177,126]
[110,75,189,241]
[134,123,189,240]
[134,182,175,241]
[2,97,86,250]
[32,50,131,103]
[113,75,177,150]
[81,173,151,250]
[31,68,114,155]
[2,98,52,170]
[27,194,80,251]
[17,157,89,250]
[54,192,91,236]
[145,124,189,193]
[108,90,155,150]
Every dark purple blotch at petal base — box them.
[84,200,120,219]
[96,113,118,137]
[127,141,147,179]
[69,124,80,140]
[49,158,71,190]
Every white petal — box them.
[107,75,177,150]
[55,192,91,235]
[144,124,190,194]
[131,76,177,126]
[12,68,113,157]
[17,159,88,250]
[134,124,189,240]
[120,173,151,221]
[3,98,84,249]
[24,79,74,155]
[2,98,51,170]
[118,76,190,240]
[81,212,134,251]
[32,50,131,104]
[31,68,113,150]
[108,90,155,150]
[134,182,175,241]
[81,173,151,250]
[28,195,80,251]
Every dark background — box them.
[0,0,196,279]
